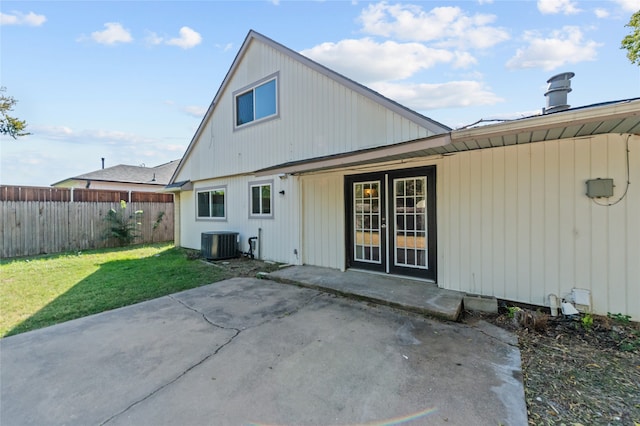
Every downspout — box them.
[173,192,181,246]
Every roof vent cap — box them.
[543,71,574,114]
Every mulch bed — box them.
[465,308,640,425]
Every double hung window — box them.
[249,182,272,217]
[235,75,277,127]
[197,187,226,219]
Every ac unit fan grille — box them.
[201,231,238,260]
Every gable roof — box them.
[53,160,180,187]
[169,30,451,185]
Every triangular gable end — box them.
[169,30,450,184]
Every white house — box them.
[168,30,640,320]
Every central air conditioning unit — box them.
[201,231,239,260]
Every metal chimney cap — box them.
[546,71,575,84]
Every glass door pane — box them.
[353,181,381,263]
[393,177,427,269]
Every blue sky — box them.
[1,0,639,186]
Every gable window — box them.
[249,181,272,218]
[197,187,226,220]
[234,74,278,127]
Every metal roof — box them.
[255,98,640,176]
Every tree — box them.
[0,87,30,139]
[621,10,640,66]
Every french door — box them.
[345,167,436,280]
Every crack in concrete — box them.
[100,291,321,424]
[467,322,520,348]
[100,296,241,425]
[167,295,240,331]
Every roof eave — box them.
[255,133,451,176]
[162,180,193,192]
[452,98,640,145]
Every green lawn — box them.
[0,243,230,337]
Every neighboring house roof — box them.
[256,97,640,176]
[53,160,180,187]
[169,30,451,185]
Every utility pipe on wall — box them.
[548,294,559,317]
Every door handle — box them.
[381,224,387,229]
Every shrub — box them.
[104,200,143,246]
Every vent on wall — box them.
[201,231,239,260]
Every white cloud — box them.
[1,127,186,186]
[537,0,581,15]
[357,3,509,49]
[452,51,478,68]
[182,105,207,118]
[301,38,458,83]
[506,26,601,71]
[216,42,234,52]
[0,11,46,26]
[165,144,187,152]
[90,22,133,45]
[613,0,640,12]
[369,80,503,110]
[594,8,610,18]
[166,26,202,49]
[144,27,202,49]
[32,125,159,145]
[32,125,74,138]
[145,31,164,46]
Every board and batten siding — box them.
[301,172,345,270]
[439,134,640,320]
[178,174,302,265]
[297,134,638,320]
[175,40,434,184]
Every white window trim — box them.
[195,185,227,221]
[248,180,274,219]
[233,72,279,130]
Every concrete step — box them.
[265,265,463,321]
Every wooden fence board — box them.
[0,201,174,258]
[0,186,173,203]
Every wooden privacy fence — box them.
[1,186,175,258]
[1,185,173,203]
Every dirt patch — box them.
[464,308,640,425]
[196,254,286,278]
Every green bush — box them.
[104,200,143,246]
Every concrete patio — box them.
[1,277,526,426]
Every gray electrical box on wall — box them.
[586,178,614,198]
